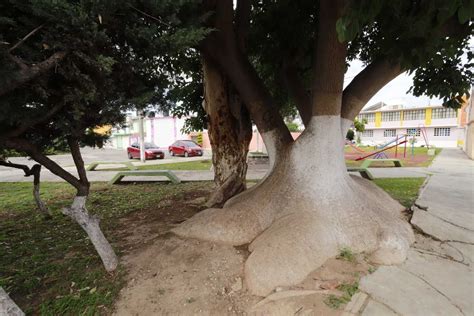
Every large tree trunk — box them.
[203,57,252,207]
[173,116,414,296]
[176,0,415,297]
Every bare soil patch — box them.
[112,186,375,315]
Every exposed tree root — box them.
[173,117,414,295]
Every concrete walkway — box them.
[348,148,474,316]
[0,166,429,183]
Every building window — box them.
[432,108,457,119]
[358,113,375,123]
[362,130,373,137]
[404,110,425,120]
[381,111,400,121]
[434,128,450,136]
[406,128,421,136]
[384,129,396,137]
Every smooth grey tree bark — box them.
[0,287,24,316]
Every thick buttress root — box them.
[173,117,414,296]
[173,175,414,296]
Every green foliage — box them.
[285,121,301,132]
[337,247,356,262]
[346,129,355,141]
[0,0,209,159]
[324,282,359,309]
[324,294,347,309]
[353,119,366,133]
[344,0,473,108]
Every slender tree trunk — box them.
[66,138,118,272]
[62,196,118,272]
[30,164,51,218]
[0,287,24,316]
[203,56,252,207]
[2,138,118,272]
[0,161,51,218]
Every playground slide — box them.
[376,134,406,149]
[346,141,365,153]
[355,140,407,161]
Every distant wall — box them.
[193,131,302,153]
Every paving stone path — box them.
[347,148,474,316]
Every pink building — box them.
[189,131,301,153]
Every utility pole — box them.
[138,110,146,163]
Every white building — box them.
[108,113,188,149]
[357,102,464,148]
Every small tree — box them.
[0,0,205,273]
[346,129,355,141]
[352,118,366,143]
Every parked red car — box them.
[127,142,164,159]
[168,140,203,157]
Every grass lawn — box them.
[373,177,426,208]
[345,146,441,167]
[0,181,212,315]
[0,177,425,314]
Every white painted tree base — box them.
[0,287,24,316]
[62,196,118,272]
[173,116,414,296]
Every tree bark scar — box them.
[203,55,252,207]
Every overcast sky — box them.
[344,60,443,109]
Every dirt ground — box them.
[112,187,373,315]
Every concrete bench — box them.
[360,159,403,169]
[248,153,269,159]
[247,153,270,165]
[86,161,137,171]
[347,167,374,180]
[108,170,181,185]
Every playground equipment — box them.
[345,141,365,153]
[408,125,430,158]
[355,134,408,161]
[418,124,430,148]
[355,139,408,161]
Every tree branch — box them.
[9,24,45,53]
[0,159,52,218]
[311,0,347,116]
[2,138,84,193]
[235,0,251,51]
[341,58,403,121]
[67,137,90,195]
[280,62,311,126]
[201,0,293,149]
[3,102,66,138]
[0,51,67,97]
[0,159,31,174]
[129,4,172,27]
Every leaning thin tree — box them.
[173,0,473,295]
